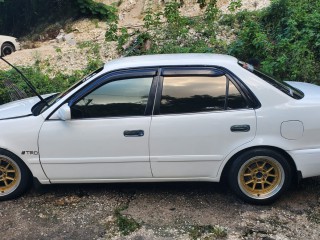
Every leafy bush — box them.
[77,0,117,21]
[0,61,101,105]
[229,0,320,83]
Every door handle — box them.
[230,125,250,132]
[123,130,144,137]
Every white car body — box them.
[1,53,320,203]
[0,35,20,56]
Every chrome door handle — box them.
[230,125,250,132]
[123,130,144,137]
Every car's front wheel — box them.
[228,149,292,204]
[0,150,32,201]
[1,43,15,57]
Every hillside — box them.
[0,0,270,73]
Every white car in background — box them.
[0,35,20,57]
[0,53,320,204]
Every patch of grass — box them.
[55,48,62,53]
[77,41,101,57]
[77,41,93,49]
[114,205,141,236]
[307,208,320,224]
[189,225,227,239]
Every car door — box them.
[39,69,157,181]
[149,67,257,178]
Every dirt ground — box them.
[1,177,320,240]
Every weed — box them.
[55,48,62,53]
[105,22,118,41]
[91,43,100,55]
[189,225,227,239]
[114,205,141,236]
[85,58,104,73]
[228,0,243,13]
[77,41,100,56]
[77,41,92,49]
[307,208,320,224]
[117,27,130,50]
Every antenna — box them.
[0,56,48,106]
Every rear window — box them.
[238,61,304,99]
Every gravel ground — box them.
[1,177,320,240]
[0,1,317,239]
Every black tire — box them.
[0,149,32,201]
[1,43,15,57]
[228,148,292,205]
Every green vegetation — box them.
[107,0,319,83]
[114,205,141,236]
[117,0,237,56]
[189,225,227,239]
[0,0,117,37]
[0,59,102,104]
[77,0,117,21]
[228,0,320,83]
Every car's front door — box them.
[39,69,156,181]
[149,67,257,178]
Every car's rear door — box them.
[39,68,157,181]
[149,67,257,178]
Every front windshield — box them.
[238,61,304,99]
[39,67,103,114]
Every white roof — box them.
[103,54,238,72]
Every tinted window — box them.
[238,61,304,99]
[71,77,152,118]
[228,81,248,109]
[160,76,227,114]
[39,67,104,115]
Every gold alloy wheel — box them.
[0,155,21,196]
[238,156,285,199]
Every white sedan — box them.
[1,54,320,204]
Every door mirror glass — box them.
[58,103,71,121]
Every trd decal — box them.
[21,151,39,155]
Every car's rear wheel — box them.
[0,150,32,201]
[1,43,15,57]
[228,149,292,204]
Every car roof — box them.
[102,53,238,73]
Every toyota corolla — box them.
[0,54,319,204]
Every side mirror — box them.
[58,103,71,121]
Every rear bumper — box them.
[288,148,320,178]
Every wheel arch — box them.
[0,147,33,177]
[220,145,298,184]
[2,41,15,49]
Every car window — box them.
[37,67,104,115]
[238,61,304,99]
[227,80,248,109]
[71,77,153,119]
[159,75,248,114]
